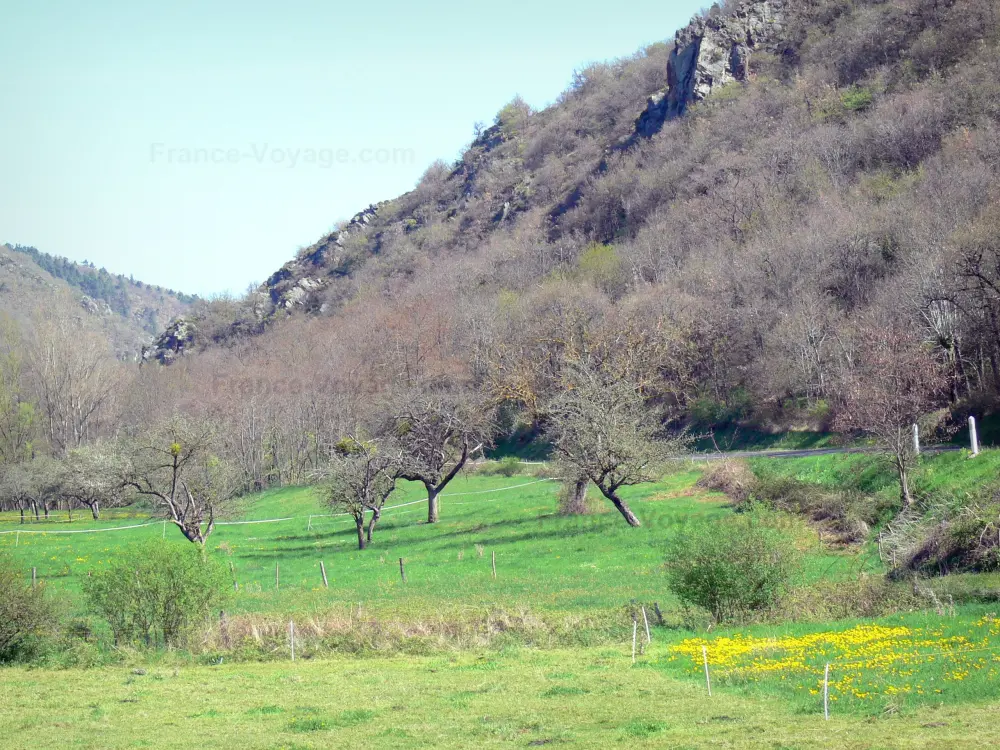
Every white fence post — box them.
[702,645,712,696]
[970,416,981,457]
[913,423,920,456]
[823,663,830,720]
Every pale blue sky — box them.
[1,0,705,296]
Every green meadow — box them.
[3,458,1000,748]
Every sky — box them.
[1,0,706,297]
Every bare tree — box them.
[0,316,37,466]
[545,360,686,527]
[317,438,401,550]
[0,457,62,523]
[834,317,947,507]
[391,389,494,523]
[60,445,129,520]
[24,307,120,456]
[121,418,239,545]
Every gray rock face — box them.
[635,0,786,136]
[142,317,197,364]
[262,202,384,309]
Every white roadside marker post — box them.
[970,416,981,457]
[913,423,920,456]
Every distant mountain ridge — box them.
[0,242,197,357]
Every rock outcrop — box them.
[261,203,384,310]
[142,317,197,364]
[635,0,786,137]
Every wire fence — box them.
[0,479,562,538]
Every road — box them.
[691,445,963,461]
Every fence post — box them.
[703,645,712,696]
[275,563,280,591]
[913,423,920,456]
[31,567,36,588]
[399,558,406,583]
[289,620,295,662]
[491,550,497,580]
[641,606,652,644]
[320,561,329,588]
[823,663,830,720]
[230,561,239,592]
[970,416,981,456]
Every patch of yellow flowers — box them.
[669,615,1000,702]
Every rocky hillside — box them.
[0,243,196,358]
[143,0,1000,430]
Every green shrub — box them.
[0,554,56,662]
[664,514,799,623]
[496,456,520,478]
[841,85,874,112]
[84,541,230,648]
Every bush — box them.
[696,460,755,504]
[0,554,56,662]
[84,542,230,648]
[664,514,799,623]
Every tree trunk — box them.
[897,460,913,507]
[427,487,440,524]
[602,487,642,527]
[366,508,381,543]
[355,517,367,550]
[561,477,589,515]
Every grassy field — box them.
[3,641,1000,749]
[4,461,1000,748]
[0,469,864,621]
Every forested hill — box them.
[147,0,1000,432]
[0,243,196,358]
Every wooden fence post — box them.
[320,561,329,588]
[289,620,295,662]
[399,558,406,583]
[632,619,637,664]
[491,550,497,580]
[230,561,239,592]
[31,567,36,588]
[275,563,280,591]
[641,606,651,644]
